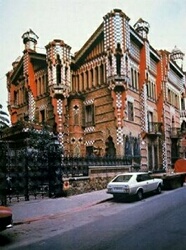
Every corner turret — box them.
[134,18,150,40]
[22,29,39,52]
[170,46,185,69]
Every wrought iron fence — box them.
[62,156,132,177]
[0,140,134,204]
[148,122,163,134]
[0,138,63,205]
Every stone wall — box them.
[62,165,130,196]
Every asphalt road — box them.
[6,186,186,250]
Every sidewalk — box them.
[9,189,112,225]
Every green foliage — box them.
[27,125,52,150]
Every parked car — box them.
[107,172,163,200]
[0,206,13,231]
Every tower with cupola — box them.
[45,39,71,146]
[22,29,39,52]
[103,9,131,155]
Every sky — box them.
[0,0,186,114]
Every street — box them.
[1,186,186,250]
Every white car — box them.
[107,172,163,200]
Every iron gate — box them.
[0,140,62,205]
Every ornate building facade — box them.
[6,9,186,171]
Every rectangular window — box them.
[168,89,171,103]
[147,111,153,132]
[85,104,94,126]
[181,97,185,110]
[175,94,178,108]
[134,71,138,89]
[148,144,153,171]
[74,107,79,125]
[131,68,134,87]
[128,101,134,121]
[147,81,156,100]
[86,146,94,156]
[130,68,139,90]
[56,64,61,85]
[167,88,179,108]
[40,109,45,123]
[14,91,18,105]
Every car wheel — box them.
[136,189,143,201]
[156,184,162,194]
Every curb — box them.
[13,197,113,226]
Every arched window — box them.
[56,54,61,85]
[125,135,132,157]
[73,105,79,125]
[115,43,122,76]
[56,64,61,85]
[105,136,116,157]
[100,64,104,84]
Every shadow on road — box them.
[109,191,162,203]
[0,231,15,248]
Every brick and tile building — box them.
[5,9,186,171]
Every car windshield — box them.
[112,175,132,182]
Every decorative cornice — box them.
[74,23,103,63]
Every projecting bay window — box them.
[85,104,94,126]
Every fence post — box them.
[24,150,29,201]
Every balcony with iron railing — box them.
[180,110,186,118]
[147,122,163,136]
[170,127,182,138]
